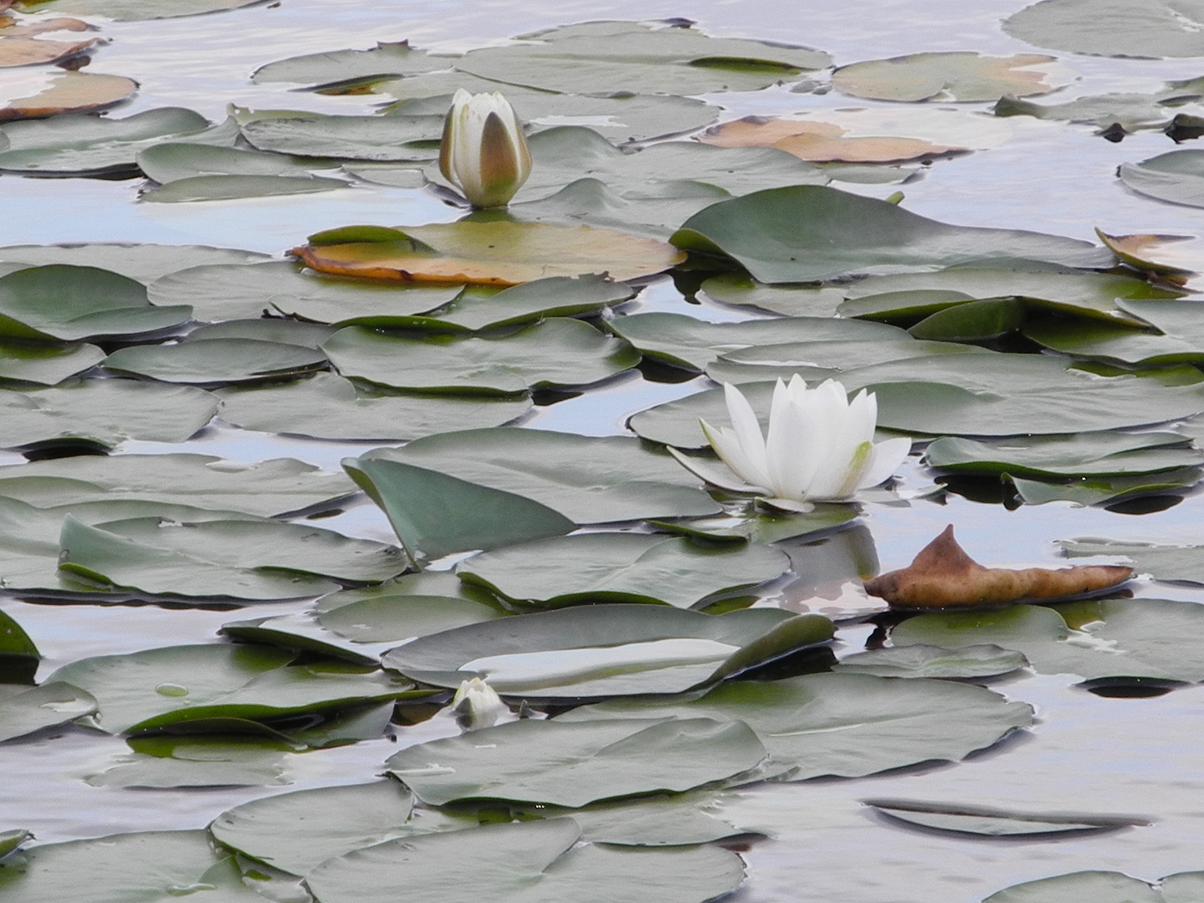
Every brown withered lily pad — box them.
[0,15,99,68]
[864,525,1132,610]
[1096,229,1200,281]
[0,71,136,121]
[701,117,963,164]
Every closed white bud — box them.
[439,89,532,208]
[451,676,506,731]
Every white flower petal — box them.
[721,383,773,488]
[667,446,764,494]
[858,436,913,489]
[700,418,764,488]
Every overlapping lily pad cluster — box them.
[5,0,1204,900]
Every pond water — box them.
[3,0,1204,900]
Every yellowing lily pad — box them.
[0,15,98,68]
[0,71,136,121]
[291,222,685,286]
[832,52,1072,103]
[1096,229,1201,279]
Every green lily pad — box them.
[0,453,355,517]
[0,339,103,386]
[833,52,1071,102]
[382,604,833,698]
[0,107,224,177]
[453,19,830,95]
[1006,467,1202,506]
[700,274,848,317]
[387,717,766,807]
[864,798,1145,836]
[1120,149,1204,209]
[1003,0,1204,58]
[985,870,1204,902]
[0,830,29,861]
[561,672,1033,780]
[0,379,218,452]
[240,113,442,162]
[0,243,270,281]
[219,612,382,666]
[86,735,291,789]
[104,335,327,386]
[608,311,903,371]
[138,140,330,184]
[458,532,789,610]
[251,41,451,85]
[995,82,1204,134]
[143,172,350,203]
[322,318,639,395]
[670,185,1107,283]
[925,432,1202,479]
[216,373,531,441]
[307,819,746,903]
[1063,538,1204,586]
[0,607,38,664]
[0,682,96,743]
[706,337,983,384]
[891,599,1204,684]
[649,504,861,545]
[0,265,191,342]
[0,830,265,901]
[835,644,1028,679]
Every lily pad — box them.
[0,379,218,452]
[925,432,1202,479]
[240,113,442,162]
[561,672,1033,780]
[835,644,1028,679]
[650,503,861,545]
[1003,0,1204,58]
[457,532,790,609]
[0,608,37,663]
[706,337,983,385]
[864,798,1145,836]
[141,163,348,203]
[0,71,137,122]
[292,221,686,286]
[103,335,327,386]
[1119,149,1204,209]
[307,819,746,903]
[16,0,270,19]
[453,19,830,95]
[216,373,531,441]
[251,41,451,85]
[0,265,190,342]
[891,598,1204,683]
[0,16,97,69]
[832,52,1071,102]
[1063,538,1204,586]
[0,829,29,860]
[382,604,833,698]
[324,318,637,395]
[86,735,291,788]
[1097,230,1201,278]
[670,185,1107,283]
[0,339,103,385]
[995,83,1204,134]
[0,242,269,281]
[985,870,1204,902]
[0,682,96,743]
[1007,468,1203,506]
[386,717,766,807]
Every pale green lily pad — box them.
[1006,467,1202,506]
[0,339,103,386]
[0,453,355,517]
[925,432,1202,478]
[220,612,382,666]
[216,373,531,441]
[104,336,327,386]
[706,337,983,385]
[0,108,225,177]
[984,870,1204,902]
[387,717,766,807]
[0,379,218,452]
[891,599,1204,683]
[671,185,1108,283]
[0,243,270,282]
[700,274,847,317]
[138,142,325,185]
[251,41,451,86]
[458,533,790,609]
[995,82,1204,134]
[240,113,442,162]
[383,604,831,698]
[0,830,29,861]
[454,19,829,95]
[1003,0,1204,58]
[0,682,96,743]
[833,52,1071,103]
[143,172,349,203]
[16,0,270,19]
[1063,538,1204,585]
[1120,149,1204,209]
[561,672,1032,780]
[0,830,263,901]
[323,318,639,395]
[608,311,903,371]
[835,644,1028,679]
[0,265,191,342]
[86,735,291,788]
[650,503,860,545]
[307,819,746,903]
[864,798,1145,836]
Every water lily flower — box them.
[451,676,506,731]
[668,375,911,511]
[439,89,532,209]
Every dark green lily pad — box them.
[0,339,103,386]
[0,683,96,743]
[984,870,1204,902]
[383,604,831,698]
[387,717,766,807]
[561,672,1033,780]
[1006,467,1202,505]
[0,265,191,342]
[0,379,218,452]
[104,336,327,386]
[323,318,639,394]
[458,532,789,610]
[835,644,1028,679]
[0,830,29,861]
[925,432,1202,479]
[217,373,531,441]
[891,598,1204,684]
[670,185,1107,283]
[833,52,1070,103]
[0,608,37,665]
[1003,0,1204,58]
[864,798,1146,836]
[307,819,746,903]
[0,243,270,281]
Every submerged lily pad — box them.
[1003,0,1204,58]
[671,186,1107,283]
[382,604,832,698]
[864,798,1145,837]
[323,318,639,395]
[458,533,790,609]
[562,672,1033,780]
[0,682,96,743]
[307,819,746,903]
[832,52,1070,102]
[984,869,1204,902]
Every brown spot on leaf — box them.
[864,524,1132,610]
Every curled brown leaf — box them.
[864,524,1132,610]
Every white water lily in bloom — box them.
[451,676,506,731]
[439,89,533,208]
[669,375,912,511]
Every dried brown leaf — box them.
[0,71,136,121]
[864,525,1132,610]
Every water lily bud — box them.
[439,89,533,208]
[451,676,506,731]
